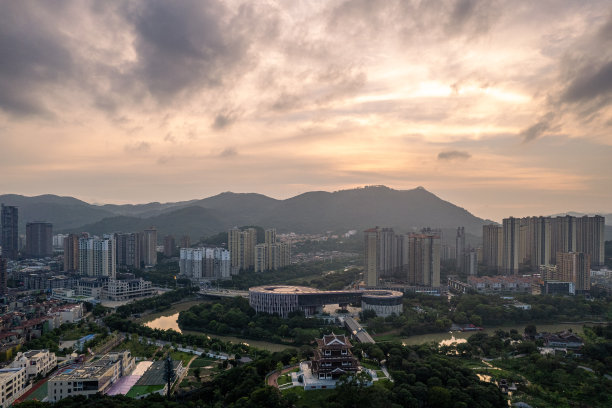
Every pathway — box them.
[268,365,298,388]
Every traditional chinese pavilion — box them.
[311,333,359,380]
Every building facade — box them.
[25,222,53,258]
[228,228,257,273]
[104,278,154,301]
[142,227,158,267]
[163,235,175,257]
[0,257,6,298]
[557,251,591,292]
[455,227,465,272]
[1,205,18,260]
[10,350,57,379]
[78,236,116,279]
[63,234,80,272]
[502,217,520,275]
[179,247,230,281]
[115,232,142,269]
[0,367,28,408]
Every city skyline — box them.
[1,1,612,222]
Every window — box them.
[324,350,331,356]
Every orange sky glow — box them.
[0,0,611,222]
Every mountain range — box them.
[0,186,610,242]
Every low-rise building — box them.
[0,367,28,408]
[103,278,154,301]
[467,276,533,293]
[10,350,57,379]
[48,351,134,402]
[537,331,584,350]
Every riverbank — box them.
[134,299,205,324]
[143,311,296,352]
[395,322,592,346]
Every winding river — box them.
[143,311,295,352]
[144,309,590,350]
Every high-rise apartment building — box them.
[557,252,590,292]
[116,232,143,269]
[142,227,158,267]
[265,229,276,245]
[180,248,203,279]
[502,217,520,275]
[529,216,551,269]
[179,236,191,249]
[575,215,605,267]
[489,214,604,273]
[407,233,441,287]
[455,227,465,272]
[364,227,399,286]
[25,222,53,258]
[163,235,176,257]
[0,256,7,297]
[179,247,230,280]
[364,228,379,287]
[482,224,502,272]
[253,229,290,272]
[228,228,257,273]
[463,249,478,276]
[1,205,18,260]
[550,215,576,264]
[78,236,116,278]
[365,227,439,288]
[63,234,80,272]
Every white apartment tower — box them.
[78,236,116,278]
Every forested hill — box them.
[1,186,494,238]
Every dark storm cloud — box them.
[520,112,554,143]
[0,2,74,116]
[556,13,612,118]
[122,0,263,103]
[562,61,612,104]
[437,150,471,160]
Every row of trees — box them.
[115,287,198,318]
[360,293,612,337]
[177,296,333,345]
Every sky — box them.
[1,0,611,222]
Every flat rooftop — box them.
[0,368,23,381]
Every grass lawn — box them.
[170,350,194,366]
[189,357,217,368]
[126,384,164,398]
[360,360,380,370]
[277,374,292,386]
[114,338,158,359]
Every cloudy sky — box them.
[1,0,611,222]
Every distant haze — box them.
[1,187,610,242]
[1,2,611,221]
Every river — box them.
[145,309,592,350]
[143,312,295,352]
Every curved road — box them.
[267,365,299,388]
